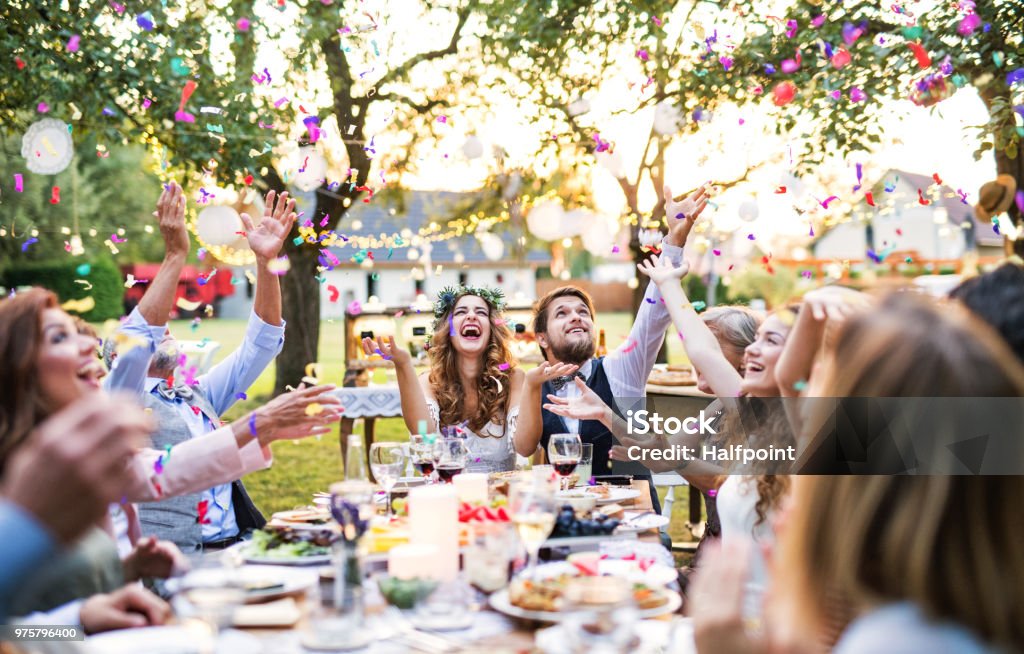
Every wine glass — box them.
[369,442,406,519]
[548,433,583,491]
[435,437,468,483]
[509,480,556,580]
[409,434,438,482]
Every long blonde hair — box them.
[780,293,1024,649]
[427,294,516,434]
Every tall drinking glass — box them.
[576,443,593,486]
[548,433,583,491]
[509,480,556,580]
[369,442,406,519]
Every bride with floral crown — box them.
[363,285,576,473]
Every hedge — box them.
[1,258,124,321]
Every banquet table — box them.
[228,480,680,653]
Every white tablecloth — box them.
[331,385,403,418]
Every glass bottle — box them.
[344,434,368,481]
[596,329,607,357]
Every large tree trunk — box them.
[994,146,1024,258]
[275,242,323,394]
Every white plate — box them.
[86,626,262,654]
[536,619,695,654]
[234,542,332,566]
[489,587,681,623]
[616,512,671,533]
[559,486,641,505]
[167,565,318,603]
[530,560,677,587]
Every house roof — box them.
[325,190,550,266]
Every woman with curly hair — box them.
[364,285,575,472]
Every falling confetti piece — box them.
[775,186,786,194]
[907,42,931,69]
[136,11,154,30]
[175,297,201,312]
[820,195,839,209]
[499,362,511,371]
[66,35,81,52]
[747,234,756,240]
[793,380,808,391]
[691,301,707,312]
[917,189,931,205]
[347,300,362,315]
[50,186,61,204]
[196,499,211,524]
[305,403,324,416]
[14,174,24,192]
[621,339,638,354]
[60,297,96,314]
[236,392,248,400]
[21,237,38,252]
[175,80,198,123]
[328,285,340,302]
[865,192,876,207]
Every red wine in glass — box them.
[553,459,579,476]
[413,459,435,476]
[436,464,464,483]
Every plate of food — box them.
[559,485,640,506]
[490,574,681,622]
[168,565,318,604]
[616,511,671,533]
[537,559,677,588]
[269,507,333,529]
[238,525,335,565]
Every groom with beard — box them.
[518,185,712,512]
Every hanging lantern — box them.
[526,200,565,241]
[462,135,484,160]
[477,232,505,262]
[567,98,591,117]
[582,214,621,255]
[738,199,760,222]
[22,118,75,174]
[653,101,683,135]
[292,143,328,192]
[196,205,243,246]
[558,208,589,239]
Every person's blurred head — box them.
[698,306,761,394]
[780,475,1024,650]
[147,329,180,378]
[949,261,1024,364]
[808,292,1024,398]
[0,289,104,470]
[740,305,798,397]
[533,286,597,365]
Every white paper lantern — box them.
[22,118,75,175]
[462,135,484,160]
[567,98,591,117]
[558,208,589,239]
[196,205,243,246]
[292,144,328,192]
[738,199,760,222]
[478,232,505,262]
[595,151,626,179]
[526,200,565,241]
[582,214,620,255]
[653,101,683,136]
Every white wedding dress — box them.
[716,475,774,605]
[426,399,520,473]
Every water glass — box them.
[370,442,406,518]
[576,443,593,486]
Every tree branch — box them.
[374,92,450,114]
[375,4,473,88]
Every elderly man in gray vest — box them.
[108,185,304,552]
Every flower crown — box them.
[431,285,507,332]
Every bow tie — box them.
[551,371,586,391]
[156,380,195,402]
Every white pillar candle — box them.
[387,543,440,580]
[452,472,489,504]
[408,484,459,581]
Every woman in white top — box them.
[691,294,1024,654]
[365,286,574,472]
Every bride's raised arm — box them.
[362,336,434,434]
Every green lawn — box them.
[162,313,702,546]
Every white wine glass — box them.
[509,480,556,581]
[369,442,406,519]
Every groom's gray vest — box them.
[137,389,266,551]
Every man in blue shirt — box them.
[107,184,298,551]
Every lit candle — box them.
[408,484,459,581]
[452,472,488,504]
[388,543,440,580]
